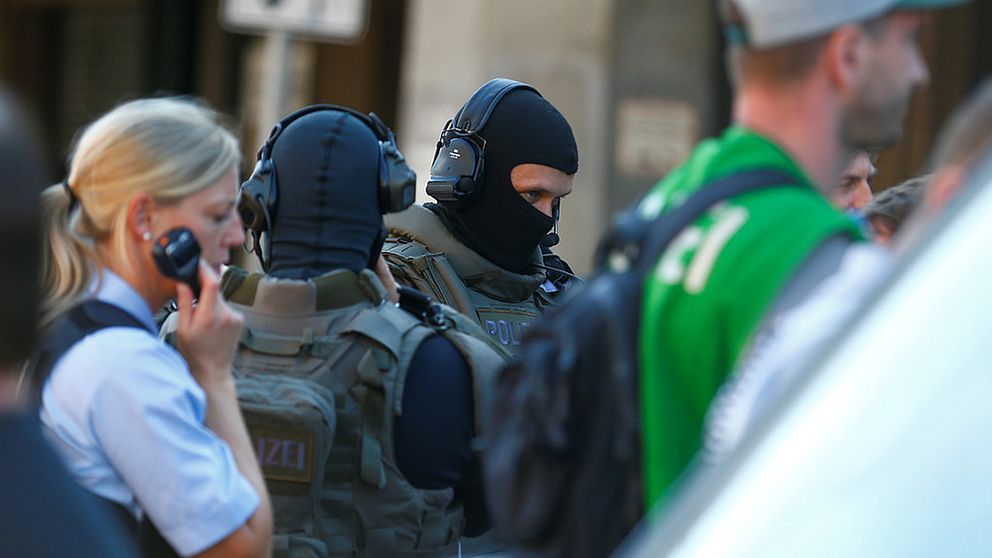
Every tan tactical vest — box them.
[383,205,563,358]
[177,266,503,557]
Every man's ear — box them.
[824,25,867,97]
[126,192,156,241]
[868,216,893,244]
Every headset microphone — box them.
[540,199,561,248]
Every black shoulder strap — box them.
[635,168,802,274]
[31,300,147,400]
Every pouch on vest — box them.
[237,372,336,555]
[272,533,329,558]
[384,246,476,319]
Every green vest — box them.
[180,267,503,557]
[638,127,864,509]
[383,205,562,358]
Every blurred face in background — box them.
[831,151,876,210]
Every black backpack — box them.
[483,169,799,558]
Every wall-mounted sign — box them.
[615,98,699,178]
[221,0,369,43]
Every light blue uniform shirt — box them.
[40,270,258,557]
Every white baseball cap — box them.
[723,0,969,48]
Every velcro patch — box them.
[475,307,539,348]
[250,426,313,483]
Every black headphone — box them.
[425,78,539,209]
[238,104,417,270]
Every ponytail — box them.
[40,183,100,327]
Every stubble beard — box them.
[841,85,913,152]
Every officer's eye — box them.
[521,191,542,203]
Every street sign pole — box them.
[220,0,370,156]
[257,30,291,151]
[221,0,369,42]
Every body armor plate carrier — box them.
[163,267,502,557]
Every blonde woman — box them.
[36,98,272,557]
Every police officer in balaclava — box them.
[264,112,394,278]
[383,78,579,357]
[164,105,504,555]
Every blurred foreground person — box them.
[383,78,579,357]
[864,174,929,245]
[214,105,503,556]
[483,2,963,555]
[0,89,136,558]
[637,0,964,510]
[35,98,272,557]
[706,76,992,461]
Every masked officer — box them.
[382,78,579,357]
[164,105,504,556]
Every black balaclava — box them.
[267,109,385,279]
[433,89,578,274]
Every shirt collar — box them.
[91,269,158,333]
[722,125,817,188]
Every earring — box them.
[142,231,152,242]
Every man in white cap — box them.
[706,76,992,468]
[639,0,967,510]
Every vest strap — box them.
[426,255,476,315]
[416,508,451,549]
[356,347,391,489]
[359,411,386,485]
[342,306,416,359]
[313,270,381,310]
[239,327,339,357]
[30,300,147,401]
[222,268,262,306]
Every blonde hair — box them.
[42,97,240,325]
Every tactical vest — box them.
[166,266,503,557]
[383,205,562,357]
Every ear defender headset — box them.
[425,78,539,209]
[238,104,417,270]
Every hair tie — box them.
[63,180,79,211]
